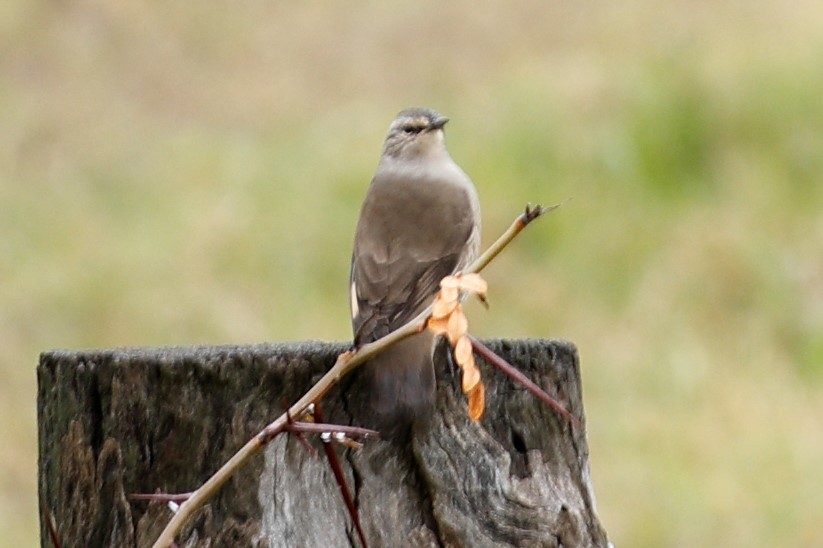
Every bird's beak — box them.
[430,116,449,130]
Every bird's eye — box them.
[402,126,416,134]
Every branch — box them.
[151,203,561,547]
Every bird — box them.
[350,107,481,428]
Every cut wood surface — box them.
[37,339,609,547]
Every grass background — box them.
[3,1,823,546]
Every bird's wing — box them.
[351,251,464,345]
[350,174,477,346]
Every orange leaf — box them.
[467,382,485,421]
[454,336,473,365]
[431,294,458,319]
[461,354,480,392]
[427,316,449,335]
[440,285,459,302]
[456,273,488,295]
[446,305,468,343]
[440,275,461,289]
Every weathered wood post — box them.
[37,339,609,547]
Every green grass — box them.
[3,2,823,546]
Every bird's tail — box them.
[357,331,436,433]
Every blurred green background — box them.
[3,1,823,546]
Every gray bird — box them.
[350,107,481,426]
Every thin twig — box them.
[40,499,61,548]
[151,203,561,547]
[469,336,581,429]
[314,406,369,548]
[286,421,378,438]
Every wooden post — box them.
[37,339,609,547]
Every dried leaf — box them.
[446,305,468,343]
[454,335,473,365]
[461,353,480,392]
[467,382,485,421]
[440,285,459,302]
[440,275,461,289]
[456,273,488,295]
[431,294,458,319]
[432,272,488,422]
[427,316,449,335]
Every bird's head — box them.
[381,107,450,160]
